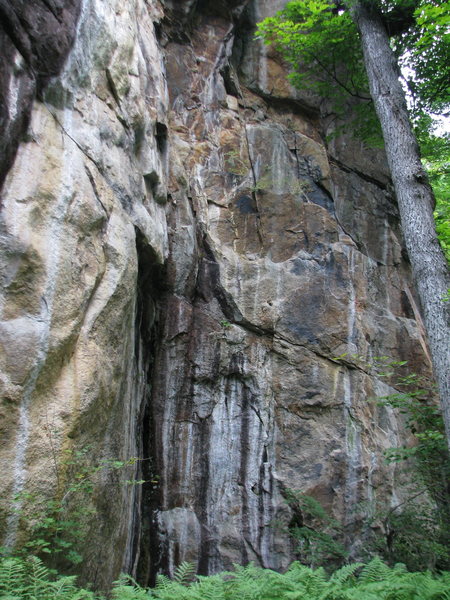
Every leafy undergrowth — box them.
[1,555,450,600]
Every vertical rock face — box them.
[0,0,83,188]
[0,0,169,586]
[0,0,430,589]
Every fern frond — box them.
[329,562,364,584]
[112,582,150,600]
[154,574,172,591]
[360,579,418,600]
[0,556,28,595]
[411,572,450,600]
[68,589,99,600]
[284,561,315,582]
[27,555,55,597]
[0,554,100,600]
[392,563,408,574]
[150,579,198,599]
[257,568,297,599]
[195,574,226,600]
[50,575,92,599]
[285,591,309,600]
[330,589,380,600]
[230,562,261,581]
[219,563,262,600]
[173,562,196,585]
[358,557,391,583]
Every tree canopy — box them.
[256,0,450,115]
[256,0,450,268]
[399,0,450,115]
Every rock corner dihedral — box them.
[0,0,432,589]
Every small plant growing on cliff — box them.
[10,446,142,571]
[224,150,249,176]
[329,355,450,570]
[286,177,313,198]
[372,368,450,571]
[283,489,348,569]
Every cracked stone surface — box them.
[0,0,83,188]
[0,0,431,588]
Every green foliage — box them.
[329,356,450,570]
[373,364,450,571]
[373,505,450,572]
[415,119,450,261]
[10,447,142,572]
[256,0,449,130]
[376,368,449,499]
[2,555,450,600]
[256,0,450,255]
[143,560,450,600]
[256,1,365,100]
[112,575,151,599]
[171,561,197,585]
[255,0,382,146]
[397,0,450,115]
[282,360,449,573]
[0,555,98,599]
[283,490,348,569]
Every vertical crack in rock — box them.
[124,229,165,581]
[135,215,280,581]
[196,415,213,575]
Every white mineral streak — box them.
[343,371,361,529]
[122,321,148,577]
[367,451,378,520]
[3,106,75,547]
[343,244,357,353]
[6,52,24,123]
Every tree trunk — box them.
[351,1,450,449]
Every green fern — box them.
[0,555,98,600]
[329,563,364,585]
[0,556,27,595]
[221,563,262,600]
[26,556,54,598]
[172,562,197,586]
[193,574,227,600]
[358,556,392,584]
[3,553,450,600]
[258,568,298,599]
[154,574,172,591]
[112,574,150,599]
[150,578,198,599]
[410,572,450,600]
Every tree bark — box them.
[351,1,450,449]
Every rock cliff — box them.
[0,0,431,589]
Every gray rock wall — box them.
[0,0,430,588]
[0,0,82,188]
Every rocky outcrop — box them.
[0,0,431,589]
[0,0,83,188]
